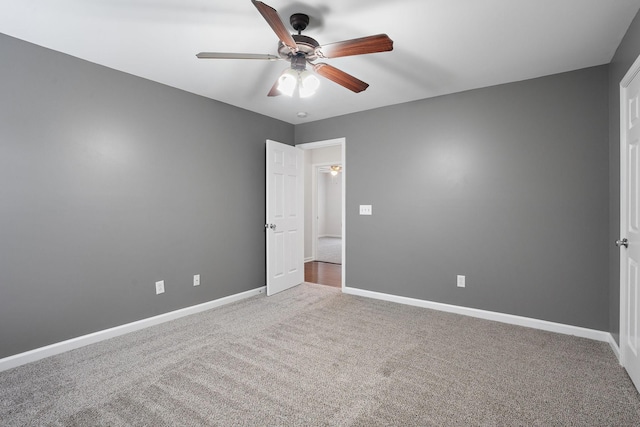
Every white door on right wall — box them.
[620,55,640,393]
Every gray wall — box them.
[0,33,293,359]
[608,10,640,345]
[296,66,609,330]
[3,15,631,360]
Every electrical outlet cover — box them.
[359,205,372,215]
[155,280,165,294]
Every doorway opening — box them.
[296,138,345,289]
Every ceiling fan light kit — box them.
[274,71,319,98]
[196,0,394,98]
[275,52,320,98]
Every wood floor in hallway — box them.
[304,261,341,288]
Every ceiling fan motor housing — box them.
[278,34,319,61]
[290,54,307,71]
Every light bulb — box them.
[277,69,297,97]
[330,170,338,176]
[299,71,320,98]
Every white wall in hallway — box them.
[319,172,342,237]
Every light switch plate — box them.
[193,274,200,286]
[359,205,372,215]
[457,275,465,288]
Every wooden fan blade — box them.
[252,1,298,52]
[312,63,369,93]
[317,34,393,59]
[196,52,280,61]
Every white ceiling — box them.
[1,0,639,124]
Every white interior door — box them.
[620,55,640,393]
[266,140,304,296]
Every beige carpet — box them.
[1,283,639,426]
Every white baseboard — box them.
[343,286,611,343]
[319,235,342,239]
[0,286,266,372]
[608,334,622,363]
[2,284,618,373]
[304,257,314,263]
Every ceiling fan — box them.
[196,0,394,97]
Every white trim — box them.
[621,54,640,87]
[319,234,342,239]
[304,257,314,263]
[341,142,346,289]
[609,333,622,363]
[344,286,611,342]
[296,138,344,150]
[0,286,265,372]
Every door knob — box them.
[264,223,276,230]
[616,238,629,248]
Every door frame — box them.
[297,137,346,289]
[619,53,640,369]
